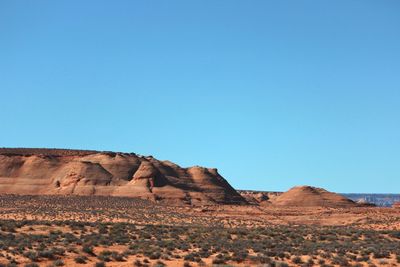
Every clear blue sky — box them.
[1,1,399,193]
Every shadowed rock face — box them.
[0,148,246,205]
[271,186,357,208]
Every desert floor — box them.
[0,195,400,266]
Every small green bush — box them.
[74,256,87,264]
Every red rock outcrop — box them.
[0,148,246,205]
[393,202,400,208]
[271,186,357,208]
[238,190,282,205]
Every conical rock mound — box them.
[271,186,357,208]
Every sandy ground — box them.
[1,195,400,266]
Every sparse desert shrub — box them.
[292,256,303,264]
[94,262,106,267]
[154,260,165,267]
[232,250,248,262]
[373,251,390,259]
[389,231,400,239]
[331,256,349,266]
[74,255,88,264]
[347,254,357,260]
[39,250,56,260]
[82,245,95,255]
[149,251,161,260]
[23,251,38,262]
[111,252,125,261]
[377,259,388,265]
[212,258,225,264]
[98,250,112,262]
[53,260,64,266]
[356,255,370,262]
[0,221,17,232]
[1,195,400,267]
[306,258,314,265]
[183,253,195,262]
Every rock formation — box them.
[392,202,400,208]
[271,186,358,208]
[0,148,246,205]
[355,198,376,207]
[238,190,282,205]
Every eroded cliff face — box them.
[0,148,246,205]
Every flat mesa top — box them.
[0,148,120,156]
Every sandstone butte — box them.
[0,148,360,207]
[0,148,246,205]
